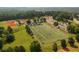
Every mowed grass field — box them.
[30,23,69,51]
[0,21,70,52]
[2,26,34,51]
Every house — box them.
[57,22,68,32]
[18,19,26,25]
[43,16,54,25]
[6,20,19,26]
[73,18,79,24]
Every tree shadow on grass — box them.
[63,48,70,51]
[71,45,78,48]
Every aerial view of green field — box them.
[0,7,79,52]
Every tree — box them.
[26,20,31,25]
[30,41,42,52]
[40,18,46,23]
[7,26,13,34]
[74,26,79,34]
[34,19,37,24]
[67,23,75,34]
[0,38,3,49]
[6,34,15,43]
[14,46,19,52]
[54,12,73,22]
[25,25,30,32]
[1,49,6,52]
[17,20,21,26]
[76,34,79,42]
[0,27,4,37]
[67,23,79,34]
[42,18,46,22]
[61,39,67,48]
[25,25,33,36]
[53,21,59,26]
[0,10,73,22]
[6,47,14,52]
[19,46,26,52]
[68,37,75,47]
[52,43,58,52]
[14,46,26,52]
[68,37,78,48]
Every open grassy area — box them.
[1,21,78,52]
[30,23,69,51]
[2,25,33,52]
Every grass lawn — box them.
[30,23,69,51]
[2,25,34,52]
[1,21,78,52]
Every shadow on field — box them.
[71,45,78,48]
[63,48,70,51]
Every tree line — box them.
[52,36,79,52]
[0,10,76,22]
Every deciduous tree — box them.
[30,41,42,52]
